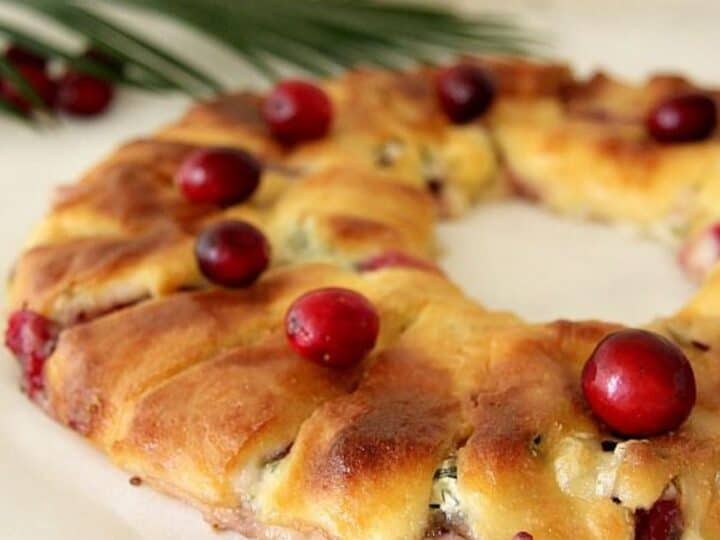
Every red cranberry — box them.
[678,223,720,281]
[195,220,270,288]
[56,72,114,117]
[0,65,57,113]
[513,533,534,540]
[263,80,332,144]
[176,147,261,206]
[5,309,59,398]
[582,329,696,438]
[646,93,717,143]
[635,499,683,540]
[285,287,380,367]
[436,64,495,124]
[357,250,441,274]
[4,45,47,70]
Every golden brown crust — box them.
[258,348,461,540]
[158,92,285,159]
[45,264,358,439]
[9,227,197,323]
[463,55,574,97]
[492,68,720,234]
[113,332,359,506]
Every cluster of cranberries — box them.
[175,146,270,289]
[1,44,115,118]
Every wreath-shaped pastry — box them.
[6,57,720,540]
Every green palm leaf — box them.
[0,0,540,123]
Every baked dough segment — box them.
[10,57,578,325]
[111,332,360,507]
[45,264,357,443]
[256,346,462,540]
[26,139,205,246]
[157,91,286,160]
[255,293,521,539]
[9,139,214,322]
[269,165,436,264]
[9,226,199,325]
[159,67,500,215]
[457,320,633,540]
[9,147,436,324]
[46,265,462,514]
[456,319,720,539]
[491,72,720,239]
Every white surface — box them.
[438,202,695,324]
[0,1,717,538]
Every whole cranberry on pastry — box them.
[263,79,333,144]
[195,220,270,288]
[646,93,717,143]
[285,287,379,367]
[582,329,696,437]
[176,147,261,206]
[436,64,495,124]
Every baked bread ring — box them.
[6,56,720,539]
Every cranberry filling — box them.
[5,309,60,398]
[357,250,442,274]
[635,499,683,540]
[72,297,149,325]
[678,222,720,282]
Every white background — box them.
[0,1,717,538]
